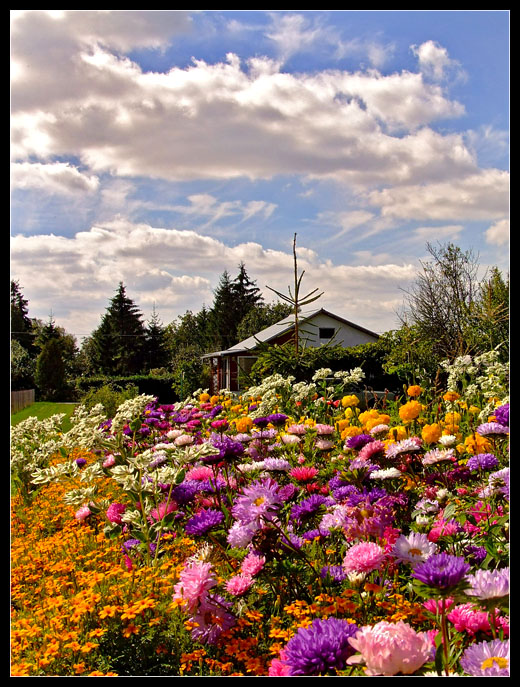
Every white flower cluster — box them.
[441,349,509,409]
[11,413,65,478]
[61,403,107,451]
[111,394,157,435]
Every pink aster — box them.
[225,573,254,596]
[106,502,126,525]
[149,499,178,522]
[241,551,266,577]
[347,620,432,676]
[173,561,217,613]
[289,466,319,482]
[74,505,92,521]
[343,541,386,575]
[357,439,386,462]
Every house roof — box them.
[201,308,379,358]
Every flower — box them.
[494,402,509,427]
[240,551,266,577]
[347,620,432,676]
[476,422,509,437]
[412,552,470,591]
[391,531,437,566]
[231,477,282,526]
[283,617,359,675]
[105,502,126,525]
[357,439,386,462]
[290,494,331,524]
[459,639,509,677]
[189,594,235,645]
[149,499,177,522]
[343,541,386,575]
[346,434,374,451]
[465,567,509,601]
[74,505,91,521]
[385,437,423,459]
[422,447,455,465]
[407,385,423,397]
[185,509,224,536]
[225,573,254,596]
[289,466,318,482]
[447,603,496,635]
[266,413,288,426]
[421,423,442,444]
[369,468,402,480]
[172,561,217,613]
[341,395,359,407]
[467,453,499,472]
[399,400,422,422]
[443,391,460,402]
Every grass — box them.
[11,402,78,432]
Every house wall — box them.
[298,312,378,348]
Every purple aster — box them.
[231,477,282,526]
[494,402,509,427]
[467,453,499,471]
[208,434,245,461]
[252,416,271,428]
[185,509,225,536]
[463,544,488,565]
[476,422,509,437]
[189,594,236,645]
[459,639,509,677]
[346,434,375,451]
[320,565,348,583]
[121,538,141,553]
[412,552,470,590]
[75,457,87,467]
[266,413,288,426]
[283,617,359,676]
[172,480,202,505]
[290,494,332,524]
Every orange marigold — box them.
[398,400,422,422]
[421,423,442,444]
[407,385,423,397]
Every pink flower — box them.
[422,597,455,614]
[447,604,507,636]
[269,650,291,676]
[106,502,126,525]
[186,466,214,481]
[427,519,459,543]
[286,423,308,435]
[347,620,432,676]
[149,499,178,522]
[357,440,386,462]
[314,424,335,435]
[74,505,92,521]
[102,454,116,468]
[315,439,335,451]
[241,551,266,577]
[173,561,217,613]
[225,573,254,596]
[289,466,319,482]
[343,541,386,575]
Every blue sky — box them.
[11,10,509,342]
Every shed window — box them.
[319,327,335,339]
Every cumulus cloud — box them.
[11,162,99,195]
[10,220,415,339]
[485,218,509,246]
[411,40,466,82]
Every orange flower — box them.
[398,400,422,422]
[407,385,423,397]
[421,423,442,444]
[443,390,460,402]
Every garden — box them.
[10,350,509,677]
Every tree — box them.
[11,340,35,390]
[11,280,35,354]
[34,338,67,401]
[399,242,481,360]
[145,304,170,371]
[466,266,509,360]
[236,301,292,341]
[90,283,147,375]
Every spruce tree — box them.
[145,304,169,371]
[91,283,147,375]
[11,280,35,354]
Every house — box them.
[201,308,379,395]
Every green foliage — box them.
[79,382,139,418]
[35,338,69,401]
[11,339,35,391]
[75,375,178,406]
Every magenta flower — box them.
[241,551,266,577]
[106,502,126,525]
[74,505,92,522]
[225,573,254,596]
[347,620,432,676]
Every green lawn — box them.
[11,402,78,432]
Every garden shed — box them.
[201,308,379,395]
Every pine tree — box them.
[209,270,237,350]
[11,280,35,354]
[145,304,169,371]
[35,338,67,401]
[91,283,147,375]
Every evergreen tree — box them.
[145,304,169,371]
[91,283,147,375]
[35,338,67,401]
[11,280,35,354]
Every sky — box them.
[10,10,509,344]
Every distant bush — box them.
[75,375,179,409]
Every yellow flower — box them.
[234,416,253,433]
[199,393,210,402]
[421,423,442,444]
[386,426,408,442]
[341,426,363,440]
[342,395,359,408]
[407,385,423,397]
[399,400,422,422]
[443,391,460,402]
[464,433,493,455]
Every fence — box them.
[11,389,35,414]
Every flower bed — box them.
[11,355,509,676]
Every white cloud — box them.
[10,220,415,339]
[11,162,99,195]
[411,40,465,82]
[485,218,509,246]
